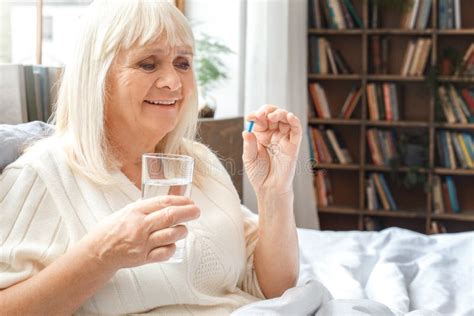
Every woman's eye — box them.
[139,63,156,71]
[175,62,191,71]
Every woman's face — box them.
[105,37,195,147]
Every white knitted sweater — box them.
[0,141,264,315]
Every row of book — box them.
[366,83,400,121]
[400,38,432,76]
[308,0,362,29]
[438,0,462,29]
[432,175,460,213]
[366,172,398,211]
[308,37,352,74]
[309,127,353,164]
[400,0,433,30]
[0,64,62,124]
[438,85,474,124]
[369,0,460,30]
[367,128,398,166]
[454,43,474,76]
[314,170,333,207]
[436,131,473,169]
[308,83,361,119]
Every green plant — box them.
[390,131,429,191]
[194,33,233,97]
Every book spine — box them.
[316,83,332,118]
[309,83,325,118]
[378,173,398,210]
[342,0,362,28]
[326,129,347,164]
[316,171,328,206]
[446,176,460,213]
[432,175,445,214]
[338,0,354,29]
[319,38,328,74]
[326,43,339,74]
[339,86,356,118]
[389,84,400,121]
[451,132,467,168]
[457,133,473,168]
[409,0,421,29]
[462,133,474,163]
[320,128,337,162]
[448,85,468,123]
[372,173,390,211]
[454,0,461,29]
[461,88,474,114]
[343,87,361,119]
[442,181,453,213]
[445,131,457,169]
[382,83,393,121]
[416,0,432,30]
[439,0,447,29]
[446,0,454,29]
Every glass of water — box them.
[142,153,194,263]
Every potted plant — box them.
[194,32,233,118]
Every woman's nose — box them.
[155,65,182,91]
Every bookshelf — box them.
[307,0,474,234]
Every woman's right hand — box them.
[81,195,200,270]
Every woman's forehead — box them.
[134,37,192,55]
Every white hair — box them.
[51,0,213,186]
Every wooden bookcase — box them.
[308,0,474,233]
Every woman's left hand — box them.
[242,104,303,197]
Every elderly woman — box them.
[0,1,301,314]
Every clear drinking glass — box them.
[142,153,194,263]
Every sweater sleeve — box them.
[240,205,266,299]
[0,165,68,290]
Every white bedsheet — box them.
[233,227,474,316]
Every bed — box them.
[2,122,473,315]
[233,227,474,315]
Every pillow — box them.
[0,121,53,172]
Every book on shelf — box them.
[315,170,333,207]
[430,220,447,234]
[432,175,444,214]
[367,128,399,166]
[326,128,353,164]
[310,127,353,164]
[400,0,432,30]
[0,64,28,124]
[454,43,474,76]
[309,0,362,29]
[309,82,331,118]
[439,0,462,29]
[338,85,361,119]
[366,83,400,121]
[369,173,397,211]
[445,175,460,213]
[438,85,474,123]
[400,38,432,76]
[309,37,352,75]
[437,130,473,169]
